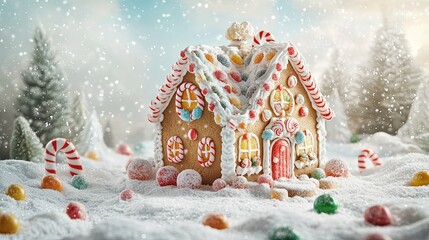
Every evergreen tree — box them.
[9,116,44,162]
[77,110,107,155]
[356,18,421,134]
[103,119,115,148]
[321,49,350,103]
[326,89,352,143]
[16,26,71,144]
[69,91,89,145]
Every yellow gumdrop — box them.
[229,97,241,108]
[230,54,243,65]
[0,213,20,234]
[214,115,221,124]
[265,51,276,62]
[410,170,429,186]
[195,74,203,84]
[205,54,216,65]
[85,150,99,161]
[6,184,26,201]
[254,53,264,64]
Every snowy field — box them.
[1,137,429,240]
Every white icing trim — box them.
[220,126,236,182]
[153,122,164,168]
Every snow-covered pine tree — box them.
[321,49,350,103]
[356,18,421,135]
[326,89,352,143]
[77,110,107,156]
[103,119,115,148]
[9,116,44,162]
[69,91,89,145]
[16,26,72,144]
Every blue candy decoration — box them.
[192,106,203,120]
[262,129,274,140]
[70,175,89,190]
[180,109,191,122]
[217,54,231,67]
[295,131,306,145]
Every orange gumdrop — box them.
[265,51,276,62]
[254,53,264,64]
[202,213,229,230]
[41,175,63,192]
[205,54,216,65]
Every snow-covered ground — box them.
[1,137,429,240]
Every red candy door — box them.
[271,139,291,180]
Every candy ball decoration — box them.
[85,150,99,161]
[202,213,229,230]
[187,128,198,141]
[313,194,338,214]
[310,168,326,180]
[364,233,392,240]
[287,75,298,88]
[156,166,179,187]
[6,184,26,201]
[120,189,135,201]
[116,144,133,156]
[298,107,309,117]
[41,175,63,192]
[364,205,393,226]
[324,159,349,178]
[0,213,20,234]
[269,226,300,240]
[212,178,228,191]
[177,169,202,189]
[409,170,429,186]
[232,176,248,189]
[70,175,89,190]
[294,131,305,145]
[66,201,88,220]
[257,174,274,188]
[127,159,153,181]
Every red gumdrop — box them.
[257,174,274,188]
[212,178,228,191]
[364,205,393,226]
[66,201,88,220]
[324,159,349,177]
[232,176,248,189]
[275,63,282,71]
[214,70,228,83]
[249,110,256,119]
[120,189,135,201]
[364,233,392,240]
[156,166,179,187]
[256,98,264,106]
[117,144,133,156]
[177,169,202,189]
[263,83,270,91]
[229,71,241,82]
[127,159,153,181]
[224,85,232,94]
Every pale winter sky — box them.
[0,0,428,148]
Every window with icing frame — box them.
[270,85,294,116]
[238,133,260,166]
[296,130,314,156]
[175,82,204,122]
[167,136,184,163]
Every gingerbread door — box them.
[271,139,291,180]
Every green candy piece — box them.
[70,175,89,190]
[313,194,338,214]
[311,168,326,180]
[269,226,300,240]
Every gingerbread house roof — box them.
[147,42,334,128]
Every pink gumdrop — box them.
[117,144,133,156]
[364,205,393,226]
[214,70,228,83]
[177,169,202,189]
[127,159,153,181]
[120,189,134,201]
[324,159,349,177]
[66,201,88,220]
[156,166,179,187]
[229,71,241,82]
[257,174,274,188]
[364,233,392,240]
[212,178,228,191]
[232,176,248,189]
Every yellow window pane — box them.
[182,89,198,111]
[201,144,211,162]
[172,141,180,157]
[250,138,258,158]
[240,139,249,160]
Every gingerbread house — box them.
[148,22,334,185]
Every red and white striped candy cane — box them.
[252,30,276,47]
[167,136,184,163]
[45,138,83,176]
[197,137,215,168]
[358,149,381,170]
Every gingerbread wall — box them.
[161,73,223,185]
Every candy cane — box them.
[45,138,83,176]
[198,137,215,167]
[175,82,204,122]
[358,149,381,170]
[167,136,184,163]
[252,30,276,47]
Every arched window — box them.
[167,136,184,163]
[197,137,215,167]
[238,133,260,163]
[296,130,314,156]
[175,83,204,122]
[270,85,294,116]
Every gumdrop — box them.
[156,166,179,187]
[230,53,243,65]
[70,175,89,190]
[310,168,326,180]
[410,170,429,186]
[212,178,228,191]
[364,205,393,226]
[85,150,99,161]
[229,71,241,82]
[364,233,392,240]
[127,159,153,181]
[41,175,63,192]
[0,213,20,234]
[314,194,338,214]
[271,188,288,201]
[217,54,231,67]
[232,176,248,189]
[256,69,267,78]
[258,174,274,188]
[268,226,300,240]
[177,169,202,189]
[120,189,135,201]
[116,144,133,156]
[6,184,26,201]
[325,159,349,178]
[205,54,216,65]
[66,201,88,220]
[254,53,264,64]
[295,131,305,145]
[265,51,276,62]
[214,70,228,83]
[202,213,229,230]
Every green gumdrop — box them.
[311,168,326,180]
[70,175,89,190]
[269,226,300,240]
[314,194,338,214]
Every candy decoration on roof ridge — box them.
[252,30,276,47]
[44,138,82,176]
[358,149,381,170]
